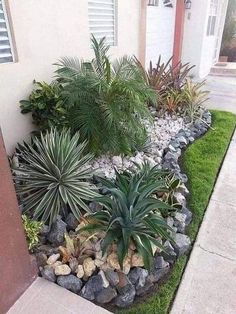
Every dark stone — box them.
[95,287,117,304]
[148,265,170,283]
[128,267,148,290]
[37,245,59,256]
[172,233,191,256]
[89,202,103,212]
[154,256,169,269]
[114,282,136,308]
[39,224,50,236]
[40,266,56,282]
[80,274,103,301]
[174,212,187,234]
[180,207,193,226]
[57,275,82,294]
[35,252,47,268]
[105,270,119,287]
[136,278,154,296]
[161,240,177,264]
[65,213,79,230]
[47,217,67,246]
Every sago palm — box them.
[55,36,156,154]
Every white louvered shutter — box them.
[0,0,13,64]
[88,0,117,46]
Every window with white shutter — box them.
[0,0,14,64]
[88,0,117,46]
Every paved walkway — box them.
[171,131,236,314]
[205,75,236,114]
[7,277,111,314]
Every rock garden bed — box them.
[30,108,211,309]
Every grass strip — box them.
[119,110,236,314]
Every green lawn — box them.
[118,110,236,314]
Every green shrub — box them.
[182,79,209,123]
[13,128,98,226]
[56,36,156,155]
[22,214,43,250]
[81,164,174,270]
[20,80,67,130]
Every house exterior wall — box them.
[182,0,229,78]
[145,1,177,66]
[0,0,142,154]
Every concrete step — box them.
[7,277,111,314]
[210,62,236,77]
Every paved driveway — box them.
[205,75,236,114]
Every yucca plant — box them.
[81,164,174,270]
[55,36,156,155]
[13,129,99,227]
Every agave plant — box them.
[81,164,174,270]
[55,36,156,155]
[13,129,99,226]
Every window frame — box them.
[206,0,218,36]
[0,0,15,64]
[88,0,118,47]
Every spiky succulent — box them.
[81,164,174,270]
[13,128,99,226]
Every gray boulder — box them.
[65,213,78,230]
[114,282,136,308]
[80,274,103,301]
[128,267,148,290]
[57,275,82,294]
[47,217,67,246]
[161,240,177,264]
[172,233,191,256]
[40,266,56,283]
[105,270,119,287]
[95,287,117,304]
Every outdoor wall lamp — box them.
[184,0,192,9]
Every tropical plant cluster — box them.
[20,36,209,156]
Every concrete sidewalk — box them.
[171,131,236,314]
[205,76,236,114]
[7,277,111,314]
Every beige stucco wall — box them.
[0,0,142,154]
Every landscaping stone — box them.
[35,252,47,268]
[128,267,148,290]
[180,206,193,225]
[83,257,96,277]
[54,264,71,276]
[114,277,136,308]
[136,278,154,296]
[47,217,67,246]
[47,253,60,265]
[172,233,191,256]
[80,274,104,301]
[76,265,85,279]
[160,240,177,264]
[57,275,82,294]
[104,270,119,287]
[95,287,117,304]
[40,266,56,283]
[148,265,170,283]
[65,213,78,230]
[69,258,79,273]
[154,255,169,269]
